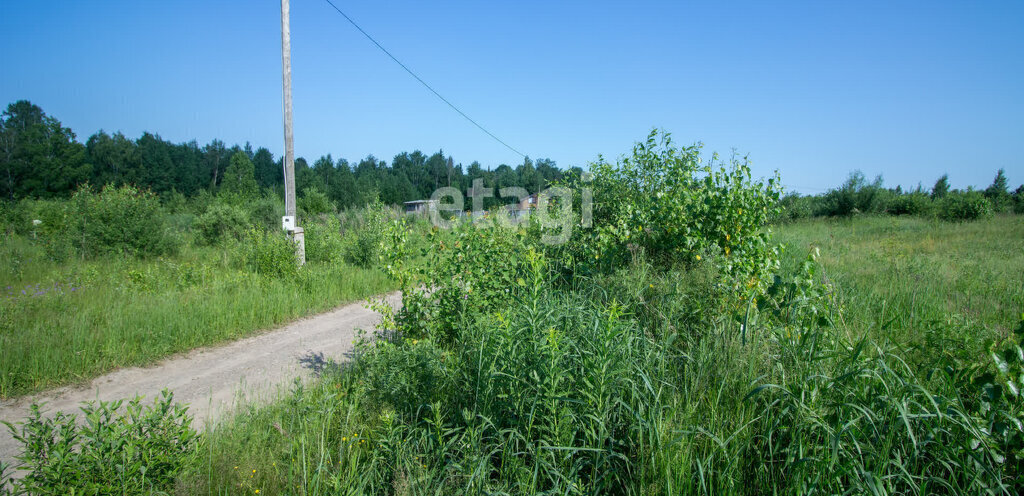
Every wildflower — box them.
[695,255,701,261]
[343,437,348,441]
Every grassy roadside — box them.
[0,238,396,399]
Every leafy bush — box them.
[194,203,250,245]
[817,170,889,216]
[342,203,390,268]
[777,193,816,222]
[305,215,344,264]
[887,192,933,216]
[939,191,992,222]
[1013,185,1024,214]
[247,194,284,231]
[68,184,179,258]
[298,187,335,217]
[245,228,298,278]
[3,390,197,495]
[566,129,781,288]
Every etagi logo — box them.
[425,176,593,246]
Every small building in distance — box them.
[404,199,438,216]
[505,193,539,223]
[517,193,539,211]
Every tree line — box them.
[0,100,576,207]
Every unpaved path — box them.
[0,292,400,467]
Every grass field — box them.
[0,238,396,398]
[776,214,1024,363]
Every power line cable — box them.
[321,0,526,158]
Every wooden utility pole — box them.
[280,0,305,264]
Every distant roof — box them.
[403,199,437,205]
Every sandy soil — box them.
[0,292,400,469]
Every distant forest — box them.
[0,100,577,206]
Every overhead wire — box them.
[321,0,526,159]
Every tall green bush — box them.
[940,191,992,222]
[305,215,344,264]
[567,129,781,285]
[194,203,250,245]
[68,184,179,258]
[817,170,888,216]
[298,187,336,217]
[245,228,298,278]
[887,192,933,216]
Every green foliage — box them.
[341,202,390,268]
[777,193,816,222]
[68,184,179,258]
[219,151,259,204]
[3,390,197,495]
[247,194,284,231]
[305,215,344,264]
[385,222,534,342]
[298,187,336,217]
[571,129,781,285]
[194,202,250,245]
[887,191,933,216]
[932,173,950,199]
[985,168,1011,211]
[0,100,89,199]
[817,170,888,216]
[245,228,298,278]
[940,191,993,222]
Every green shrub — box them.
[817,170,888,216]
[1014,185,1024,214]
[305,215,345,264]
[3,390,197,495]
[939,191,992,221]
[194,203,250,245]
[342,203,389,268]
[777,193,816,222]
[565,129,782,287]
[245,228,298,278]
[298,187,335,217]
[887,192,933,216]
[247,194,284,231]
[68,184,179,258]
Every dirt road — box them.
[0,292,399,467]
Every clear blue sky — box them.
[1,0,1021,193]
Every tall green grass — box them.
[0,237,395,398]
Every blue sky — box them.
[1,0,1021,193]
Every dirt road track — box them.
[0,292,400,467]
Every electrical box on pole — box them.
[280,0,305,265]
